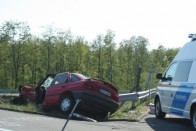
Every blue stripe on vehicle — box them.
[170,83,196,116]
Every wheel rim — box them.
[155,100,160,115]
[61,98,71,112]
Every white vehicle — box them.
[154,34,196,130]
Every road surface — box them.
[0,109,193,131]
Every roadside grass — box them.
[0,96,37,112]
[0,95,152,120]
[109,99,151,120]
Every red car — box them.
[18,72,119,119]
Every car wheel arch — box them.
[59,91,75,102]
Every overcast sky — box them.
[0,0,196,49]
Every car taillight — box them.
[112,93,119,102]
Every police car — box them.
[154,34,196,130]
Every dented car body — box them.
[18,72,119,118]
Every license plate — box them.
[99,89,111,97]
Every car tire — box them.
[59,94,75,114]
[191,107,196,130]
[155,98,166,119]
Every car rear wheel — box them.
[59,94,75,114]
[155,98,166,119]
[191,107,196,130]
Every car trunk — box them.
[86,78,119,102]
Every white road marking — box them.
[0,128,12,131]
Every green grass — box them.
[109,100,149,120]
[0,96,38,112]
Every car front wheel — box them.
[59,94,75,114]
[191,108,196,130]
[155,98,166,119]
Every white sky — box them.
[0,0,196,50]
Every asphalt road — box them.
[0,109,193,131]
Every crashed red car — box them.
[18,72,119,118]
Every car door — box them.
[44,73,69,105]
[170,61,193,116]
[158,62,178,113]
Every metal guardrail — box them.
[119,88,156,102]
[0,89,18,93]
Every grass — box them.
[0,95,151,120]
[0,96,38,112]
[109,100,150,120]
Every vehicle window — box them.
[163,62,178,81]
[51,73,68,85]
[173,61,193,82]
[76,74,89,79]
[71,74,80,82]
[41,76,54,89]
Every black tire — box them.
[191,108,196,130]
[155,98,166,119]
[59,94,75,114]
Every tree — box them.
[0,21,30,88]
[91,34,104,78]
[103,30,116,83]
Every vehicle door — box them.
[35,74,55,103]
[170,60,193,116]
[158,62,178,113]
[68,74,83,90]
[45,73,69,105]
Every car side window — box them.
[41,76,54,89]
[71,74,80,82]
[51,73,68,85]
[173,61,193,82]
[163,62,178,81]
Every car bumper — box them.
[72,91,119,113]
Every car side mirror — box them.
[156,73,163,80]
[167,76,172,81]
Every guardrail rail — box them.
[119,88,156,108]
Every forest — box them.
[0,21,179,91]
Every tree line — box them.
[0,21,179,91]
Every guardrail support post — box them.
[131,100,136,109]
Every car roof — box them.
[173,40,196,61]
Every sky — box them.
[0,0,196,50]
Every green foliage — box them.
[0,21,179,90]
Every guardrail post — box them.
[131,100,137,109]
[130,66,142,109]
